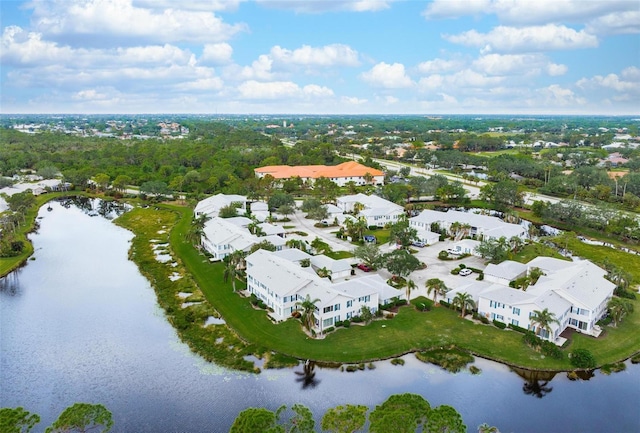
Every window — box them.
[496,315,504,321]
[347,300,353,308]
[323,306,334,314]
[323,318,333,327]
[511,319,519,326]
[513,307,520,315]
[334,304,340,311]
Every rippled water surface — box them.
[1,199,639,433]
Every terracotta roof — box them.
[255,161,383,179]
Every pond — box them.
[1,199,639,433]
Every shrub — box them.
[630,354,640,364]
[342,319,351,328]
[390,358,405,366]
[479,316,490,324]
[323,327,335,334]
[345,365,359,372]
[600,362,626,375]
[508,323,528,334]
[351,316,363,323]
[334,320,343,328]
[614,287,637,300]
[439,300,451,309]
[469,365,482,375]
[459,263,466,269]
[570,348,597,369]
[450,268,460,275]
[493,320,507,329]
[522,331,540,348]
[541,341,563,359]
[596,316,612,326]
[476,272,484,281]
[368,225,378,230]
[438,250,449,260]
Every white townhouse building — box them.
[483,260,528,286]
[195,194,248,218]
[336,193,405,227]
[409,209,526,242]
[446,257,615,342]
[245,249,404,333]
[201,217,286,261]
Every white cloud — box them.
[1,26,74,66]
[256,0,394,13]
[28,0,247,46]
[270,44,360,67]
[472,53,567,76]
[424,0,635,25]
[72,88,110,100]
[200,43,234,65]
[342,96,368,105]
[240,55,275,81]
[132,0,243,12]
[417,58,464,74]
[174,77,224,92]
[586,10,640,35]
[237,80,333,100]
[360,62,414,88]
[538,84,587,106]
[577,67,640,94]
[445,24,599,53]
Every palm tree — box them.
[185,214,210,246]
[295,295,320,336]
[607,297,634,327]
[528,267,545,285]
[452,292,475,318]
[478,423,500,433]
[425,278,447,304]
[316,267,332,280]
[530,308,560,339]
[509,236,524,254]
[405,279,416,302]
[223,251,246,292]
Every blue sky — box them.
[1,0,638,114]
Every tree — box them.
[384,249,421,280]
[321,405,367,433]
[185,213,210,246]
[111,174,131,193]
[480,180,524,209]
[369,393,430,433]
[93,173,110,192]
[426,405,466,433]
[310,237,331,255]
[475,237,510,263]
[478,423,501,433]
[45,403,113,433]
[219,203,240,218]
[139,180,170,198]
[280,404,315,433]
[389,216,418,250]
[528,267,545,285]
[307,205,329,223]
[268,192,295,212]
[406,279,417,301]
[607,297,634,327]
[426,278,447,304]
[353,242,383,269]
[452,292,475,318]
[277,204,296,220]
[529,308,559,339]
[250,240,277,253]
[570,348,597,369]
[224,251,245,292]
[6,191,36,213]
[0,407,41,433]
[313,177,338,203]
[295,295,320,335]
[359,305,373,324]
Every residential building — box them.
[245,249,404,332]
[255,161,384,187]
[409,209,526,241]
[448,239,481,256]
[445,257,614,343]
[483,260,528,285]
[336,193,404,227]
[195,194,247,218]
[201,217,286,261]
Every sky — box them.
[1,0,638,115]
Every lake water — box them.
[1,199,639,433]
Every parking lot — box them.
[283,210,487,301]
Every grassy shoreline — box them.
[159,204,640,372]
[5,197,639,373]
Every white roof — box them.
[410,209,525,238]
[258,222,285,236]
[325,204,343,214]
[447,281,502,304]
[225,216,252,228]
[484,260,528,280]
[337,193,403,211]
[203,217,251,246]
[247,249,324,298]
[532,290,572,318]
[451,239,481,250]
[310,254,352,274]
[273,248,312,262]
[485,286,536,305]
[250,201,268,211]
[195,193,247,217]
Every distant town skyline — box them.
[1,0,638,115]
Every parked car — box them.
[447,248,460,255]
[363,235,376,243]
[357,263,372,272]
[459,268,473,276]
[412,240,426,248]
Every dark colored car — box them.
[357,263,372,272]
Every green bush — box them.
[614,287,637,300]
[541,341,563,359]
[493,320,507,329]
[479,316,490,324]
[439,300,451,309]
[570,348,597,369]
[342,319,351,328]
[323,327,335,334]
[390,358,405,366]
[596,316,612,326]
[334,320,343,327]
[630,354,640,364]
[476,272,484,281]
[450,268,460,275]
[508,323,528,334]
[438,250,449,260]
[351,316,363,323]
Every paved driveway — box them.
[281,210,487,301]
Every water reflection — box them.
[512,367,557,399]
[295,361,320,389]
[0,269,22,296]
[57,196,130,219]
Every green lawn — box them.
[160,205,640,370]
[325,250,355,260]
[512,243,567,264]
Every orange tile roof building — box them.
[254,161,384,186]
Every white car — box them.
[459,268,473,276]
